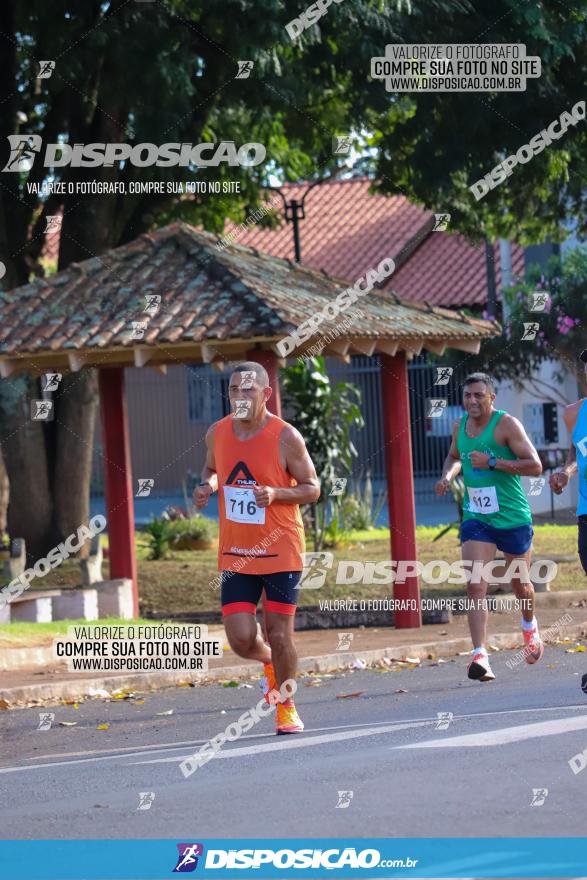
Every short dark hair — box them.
[230,361,269,388]
[462,372,496,394]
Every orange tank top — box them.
[214,414,305,575]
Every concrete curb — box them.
[2,617,586,708]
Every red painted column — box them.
[98,367,138,617]
[380,351,421,628]
[245,348,282,416]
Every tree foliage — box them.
[1,0,586,554]
[281,357,364,549]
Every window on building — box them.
[187,365,229,423]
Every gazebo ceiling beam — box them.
[446,338,481,354]
[68,353,86,372]
[402,341,424,357]
[0,358,19,378]
[134,347,153,368]
[377,340,399,357]
[424,340,447,356]
[325,338,350,356]
[350,338,377,357]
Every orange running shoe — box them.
[261,662,279,705]
[276,702,304,735]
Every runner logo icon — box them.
[173,843,204,872]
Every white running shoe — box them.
[522,623,544,665]
[467,651,496,682]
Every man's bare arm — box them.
[194,426,218,508]
[442,421,462,474]
[200,425,218,491]
[496,416,542,476]
[276,426,320,504]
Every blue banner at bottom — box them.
[1,838,586,879]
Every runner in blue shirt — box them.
[549,349,587,695]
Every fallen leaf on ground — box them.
[488,645,500,652]
[96,723,109,730]
[134,699,145,705]
[156,709,173,716]
[58,721,77,727]
[439,631,448,636]
[336,691,365,699]
[566,646,586,653]
[546,664,557,669]
[176,681,193,688]
[394,688,409,694]
[222,680,239,687]
[305,680,323,687]
[0,699,9,710]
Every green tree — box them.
[281,357,364,550]
[454,248,587,403]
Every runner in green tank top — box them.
[435,373,544,682]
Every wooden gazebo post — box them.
[245,348,282,416]
[380,351,422,628]
[98,367,139,617]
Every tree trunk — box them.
[53,371,99,559]
[0,375,55,559]
[0,446,9,532]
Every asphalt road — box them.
[1,645,587,840]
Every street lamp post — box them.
[265,179,326,263]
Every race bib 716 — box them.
[223,486,265,524]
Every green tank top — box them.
[457,409,532,529]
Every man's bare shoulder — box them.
[279,421,305,448]
[205,419,225,446]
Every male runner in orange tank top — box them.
[194,361,320,734]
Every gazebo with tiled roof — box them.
[1,222,500,626]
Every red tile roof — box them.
[39,177,524,309]
[225,177,524,308]
[3,222,499,374]
[392,231,525,308]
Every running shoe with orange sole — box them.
[276,702,305,734]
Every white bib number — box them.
[468,485,499,514]
[223,486,265,525]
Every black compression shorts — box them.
[220,570,302,617]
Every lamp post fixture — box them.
[264,179,326,263]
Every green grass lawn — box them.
[2,524,583,620]
[0,617,157,648]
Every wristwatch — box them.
[488,454,497,470]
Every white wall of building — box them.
[495,361,579,516]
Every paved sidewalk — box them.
[2,604,586,707]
